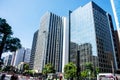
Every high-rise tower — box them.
[70,1,117,72]
[33,12,68,72]
[110,0,120,43]
[13,47,26,66]
[29,30,39,69]
[110,0,120,69]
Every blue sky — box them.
[0,0,114,49]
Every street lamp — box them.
[88,71,90,80]
[76,50,80,80]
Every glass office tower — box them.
[111,0,120,69]
[33,12,68,72]
[29,30,38,69]
[111,0,120,42]
[70,1,117,72]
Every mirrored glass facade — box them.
[111,0,120,42]
[71,2,97,56]
[70,1,116,72]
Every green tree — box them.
[83,62,99,79]
[64,62,77,79]
[23,70,36,76]
[85,62,93,72]
[42,63,55,75]
[23,63,29,71]
[81,70,88,79]
[2,65,16,72]
[0,18,21,59]
[85,62,94,79]
[94,67,100,77]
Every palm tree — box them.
[0,18,21,60]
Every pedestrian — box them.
[115,76,118,80]
[60,76,62,80]
[1,74,6,80]
[10,74,18,80]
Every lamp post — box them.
[76,50,80,80]
[88,71,90,80]
[111,60,115,76]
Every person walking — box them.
[1,74,6,80]
[10,74,18,80]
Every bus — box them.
[97,73,119,80]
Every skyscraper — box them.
[33,12,68,73]
[110,0,120,69]
[11,52,16,66]
[13,47,25,66]
[114,30,120,69]
[12,47,31,66]
[110,0,120,42]
[70,1,117,72]
[4,54,12,66]
[23,48,31,63]
[29,30,39,69]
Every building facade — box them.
[12,47,31,67]
[110,0,120,42]
[114,30,120,68]
[70,42,78,64]
[79,43,98,71]
[111,0,120,69]
[11,52,17,66]
[13,47,26,66]
[33,12,68,72]
[70,1,117,72]
[23,48,31,63]
[4,54,12,66]
[29,30,39,69]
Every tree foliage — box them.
[5,37,21,52]
[23,70,36,76]
[85,62,93,71]
[2,65,16,72]
[42,63,55,75]
[23,63,29,71]
[81,70,88,78]
[80,62,99,79]
[0,18,13,35]
[64,62,77,79]
[0,18,22,59]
